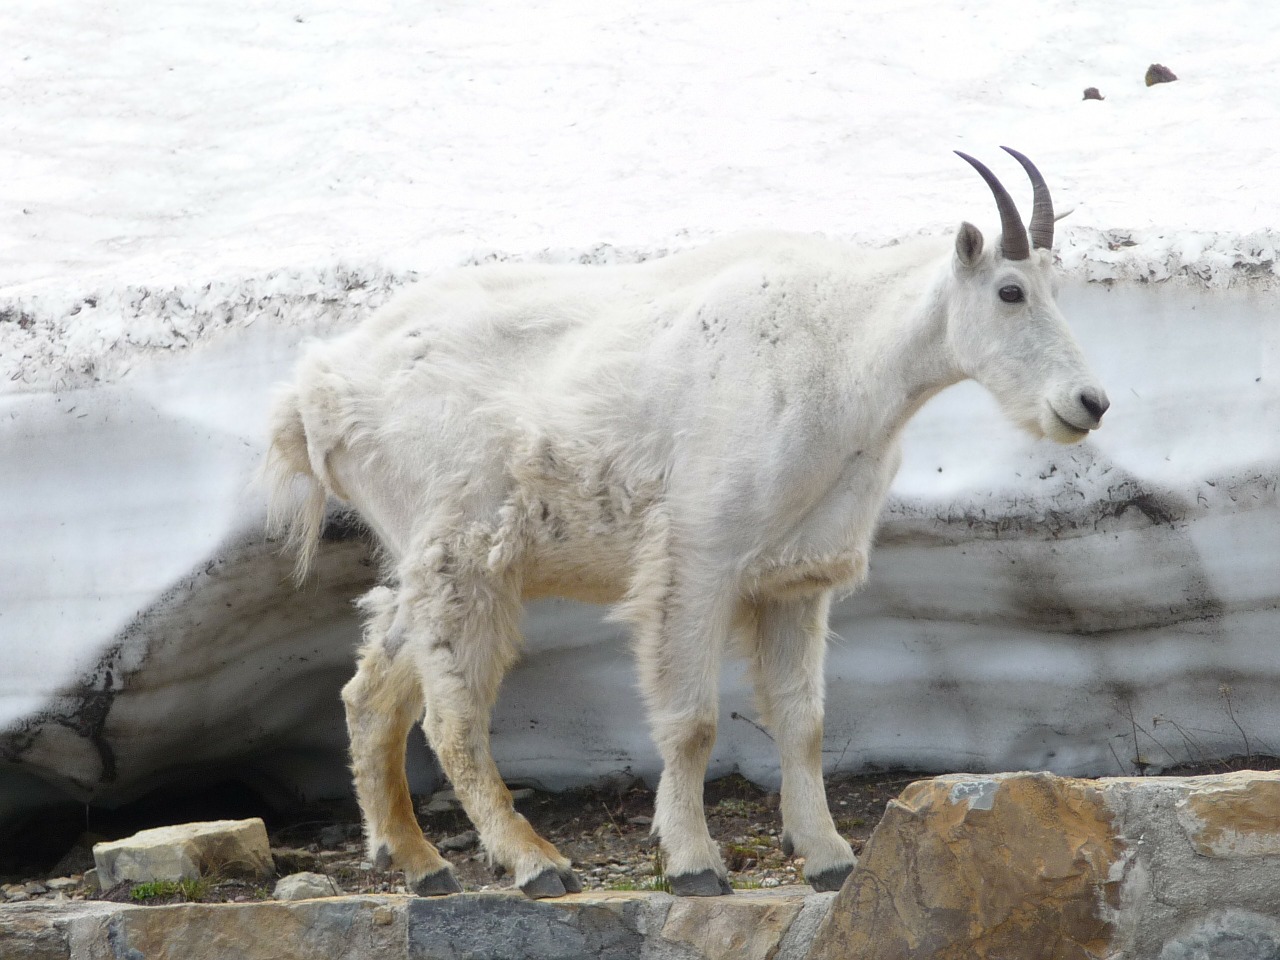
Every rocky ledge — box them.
[5,770,1280,959]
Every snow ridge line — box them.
[1057,226,1280,286]
[3,231,1277,390]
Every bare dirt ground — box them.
[290,770,916,897]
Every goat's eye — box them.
[999,284,1024,304]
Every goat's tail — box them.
[263,384,328,582]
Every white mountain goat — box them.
[265,148,1109,899]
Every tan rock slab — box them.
[661,890,806,960]
[93,818,273,886]
[1175,770,1280,857]
[810,772,1119,960]
[101,896,403,960]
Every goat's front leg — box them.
[630,576,735,896]
[403,547,581,899]
[343,588,460,896]
[749,593,856,892]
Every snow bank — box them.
[3,0,1279,823]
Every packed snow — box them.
[2,0,1278,818]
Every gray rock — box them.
[407,894,645,960]
[273,872,340,901]
[1159,911,1280,960]
[0,903,71,959]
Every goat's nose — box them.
[1080,387,1110,423]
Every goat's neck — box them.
[844,258,962,444]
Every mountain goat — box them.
[266,148,1109,898]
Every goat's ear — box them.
[954,221,984,267]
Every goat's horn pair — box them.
[953,147,1054,260]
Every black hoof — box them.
[412,867,463,897]
[373,845,393,872]
[558,868,583,894]
[521,867,571,899]
[806,862,855,893]
[780,833,794,857]
[669,869,733,897]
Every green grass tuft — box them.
[129,878,209,902]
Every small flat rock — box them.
[420,785,534,816]
[318,825,348,848]
[273,871,340,900]
[438,830,479,853]
[93,818,273,886]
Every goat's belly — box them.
[521,537,632,604]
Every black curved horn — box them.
[1001,146,1054,250]
[954,150,1030,261]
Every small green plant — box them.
[129,878,208,902]
[604,875,673,893]
[713,798,760,817]
[606,850,673,893]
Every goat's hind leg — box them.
[404,546,582,899]
[342,587,460,896]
